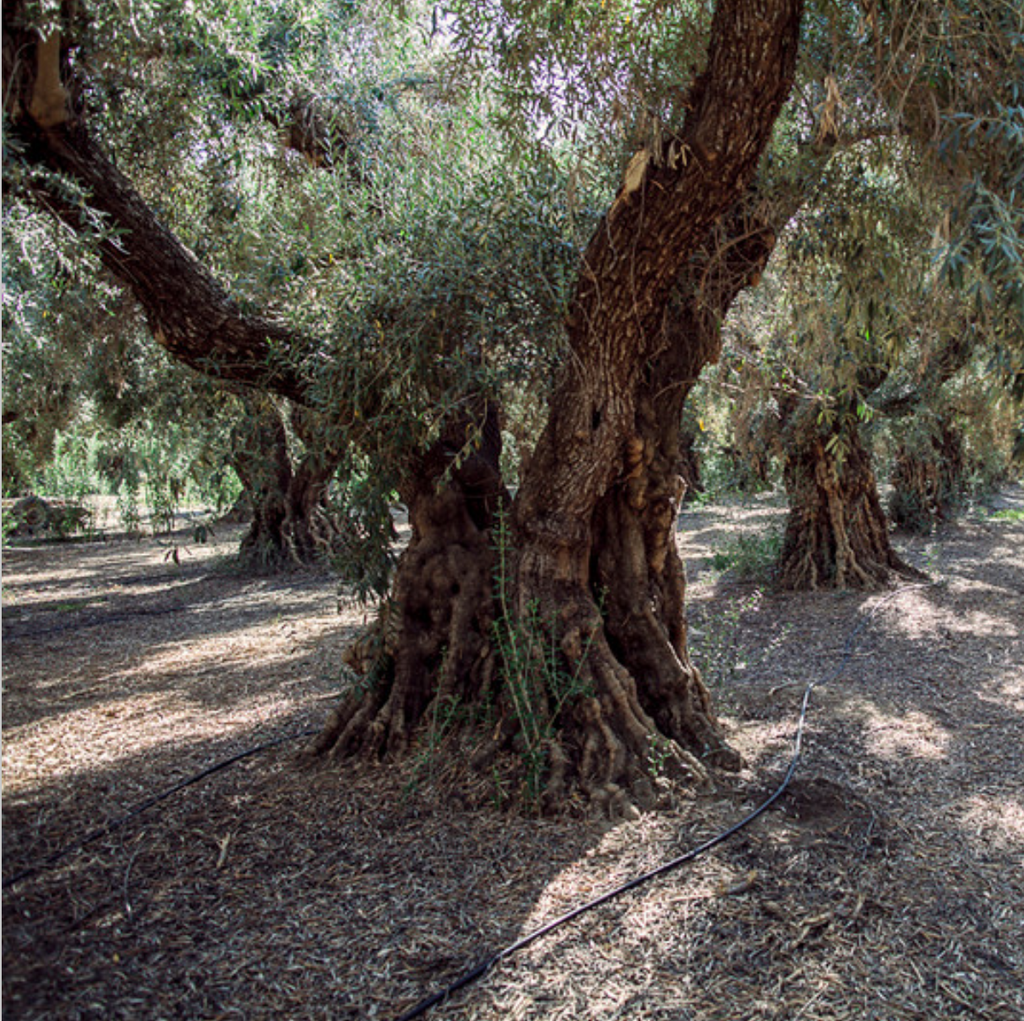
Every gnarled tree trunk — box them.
[511,205,787,807]
[777,400,922,589]
[6,0,804,812]
[311,403,507,761]
[231,404,345,568]
[312,0,802,812]
[888,418,966,534]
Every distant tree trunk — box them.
[727,379,777,493]
[873,328,978,533]
[678,426,704,500]
[231,404,344,568]
[889,420,966,534]
[777,400,922,589]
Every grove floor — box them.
[3,490,1022,1020]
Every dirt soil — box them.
[3,490,1022,1021]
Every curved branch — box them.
[519,0,804,528]
[3,5,311,404]
[871,324,977,418]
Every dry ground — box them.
[3,490,1022,1021]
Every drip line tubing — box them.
[391,585,924,1021]
[2,729,317,890]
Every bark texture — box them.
[230,404,345,568]
[293,1,803,811]
[777,401,922,590]
[510,0,803,806]
[888,419,966,534]
[6,0,807,811]
[311,405,508,762]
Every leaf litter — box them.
[3,488,1022,1020]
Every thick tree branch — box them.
[3,4,311,404]
[871,325,977,418]
[519,0,804,530]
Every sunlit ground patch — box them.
[958,794,1024,851]
[861,706,952,761]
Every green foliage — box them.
[5,0,1022,594]
[47,502,95,541]
[14,415,241,537]
[646,733,672,781]
[328,456,400,603]
[0,506,20,544]
[709,528,784,583]
[445,0,710,155]
[3,203,246,531]
[695,445,775,502]
[307,132,588,475]
[989,507,1024,523]
[37,432,102,504]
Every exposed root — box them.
[312,487,497,764]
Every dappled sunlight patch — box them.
[973,657,1024,716]
[724,716,802,771]
[4,491,1024,1020]
[507,809,724,992]
[1,541,228,601]
[2,547,348,809]
[1,668,318,801]
[948,605,1021,640]
[861,706,952,761]
[139,613,338,677]
[2,693,213,795]
[873,590,956,640]
[874,581,1021,645]
[957,794,1024,851]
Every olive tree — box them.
[8,0,1018,810]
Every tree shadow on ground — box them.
[3,510,1023,1020]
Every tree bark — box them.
[508,0,802,806]
[311,403,508,762]
[230,403,345,568]
[888,418,966,534]
[314,197,787,809]
[777,399,922,589]
[311,1,803,812]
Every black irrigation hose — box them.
[391,584,928,1021]
[2,728,317,891]
[2,584,928,1015]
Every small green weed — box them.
[709,527,783,581]
[647,734,672,779]
[1,506,19,544]
[989,507,1024,522]
[691,590,761,687]
[491,509,595,808]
